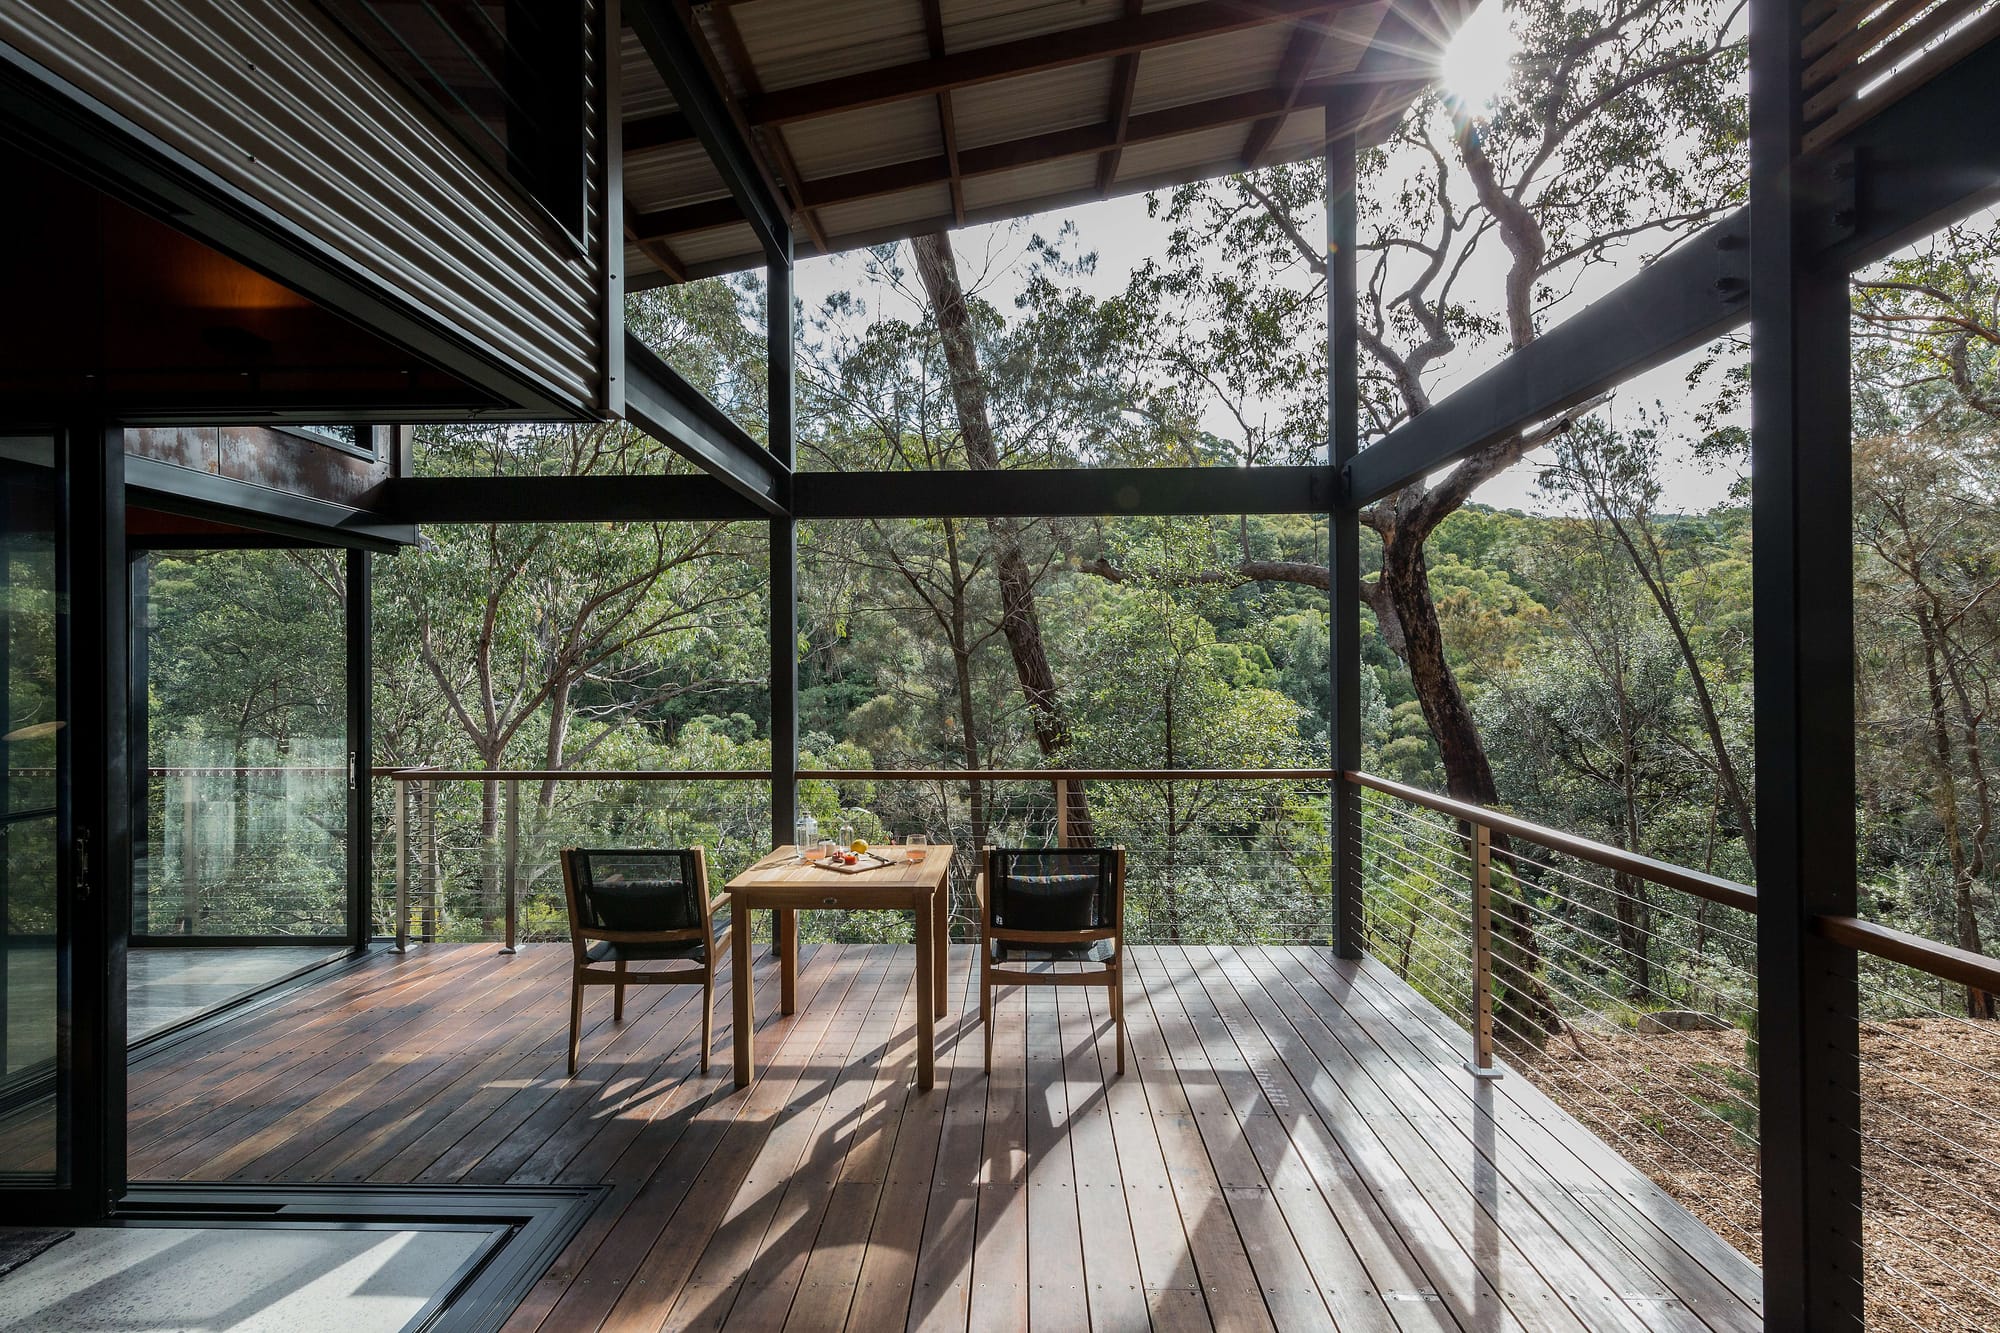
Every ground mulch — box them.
[1507,1016,2000,1330]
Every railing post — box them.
[1467,820,1502,1079]
[501,778,519,954]
[1053,778,1069,847]
[179,772,199,935]
[421,778,437,943]
[393,776,408,953]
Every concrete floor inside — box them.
[0,1223,490,1332]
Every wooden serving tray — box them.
[808,853,909,874]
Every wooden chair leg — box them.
[701,970,714,1074]
[1112,966,1126,1076]
[614,960,626,1021]
[983,973,996,1075]
[567,975,583,1079]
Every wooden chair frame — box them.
[975,845,1126,1076]
[562,846,730,1078]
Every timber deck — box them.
[123,942,1764,1331]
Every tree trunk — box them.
[912,230,1096,843]
[1918,606,1995,1019]
[1378,501,1562,1037]
[1597,504,1758,867]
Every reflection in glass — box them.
[0,435,60,1179]
[136,549,348,943]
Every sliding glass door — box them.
[0,436,61,1180]
[129,543,352,1039]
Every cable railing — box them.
[1350,770,1766,1259]
[1348,768,2000,1328]
[375,766,1338,952]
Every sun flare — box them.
[1440,0,1518,113]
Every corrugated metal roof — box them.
[1132,25,1295,113]
[782,101,944,179]
[625,0,1444,281]
[626,141,728,214]
[621,29,677,119]
[732,0,931,90]
[1113,123,1261,183]
[938,0,1127,50]
[952,59,1118,148]
[961,154,1101,213]
[816,182,958,238]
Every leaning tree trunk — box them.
[912,230,1097,844]
[1378,503,1562,1038]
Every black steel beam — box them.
[625,0,791,267]
[1817,30,2000,270]
[1345,214,1751,506]
[1751,0,1864,1323]
[1327,128,1363,961]
[375,474,766,524]
[1347,31,2000,510]
[622,334,788,514]
[125,457,417,550]
[794,465,1329,519]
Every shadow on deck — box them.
[123,942,1763,1331]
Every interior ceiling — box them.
[623,0,1454,283]
[0,140,490,423]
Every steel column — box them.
[768,262,799,959]
[1327,128,1364,960]
[1750,0,1864,1321]
[346,548,372,950]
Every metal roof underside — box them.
[622,0,1450,282]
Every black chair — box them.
[976,846,1126,1075]
[561,847,729,1078]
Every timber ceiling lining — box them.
[624,0,1446,283]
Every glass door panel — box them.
[0,435,61,1180]
[131,546,348,1038]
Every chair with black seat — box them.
[561,847,729,1078]
[976,845,1125,1075]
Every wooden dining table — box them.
[724,843,954,1090]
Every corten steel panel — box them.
[0,0,611,417]
[125,427,389,509]
[124,427,218,474]
[218,428,389,507]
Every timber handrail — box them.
[1345,770,1760,914]
[377,766,1337,782]
[800,767,1338,781]
[378,767,768,781]
[1816,914,2000,995]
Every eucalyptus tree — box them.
[1537,416,1758,869]
[1127,0,1746,817]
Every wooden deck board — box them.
[121,942,1761,1332]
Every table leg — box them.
[779,908,798,1015]
[914,892,935,1091]
[931,885,948,1018]
[732,897,754,1089]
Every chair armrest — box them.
[707,892,731,916]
